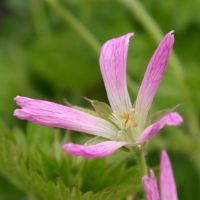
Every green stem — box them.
[120,0,199,136]
[44,0,100,54]
[29,0,51,38]
[136,148,148,176]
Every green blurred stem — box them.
[44,0,100,54]
[29,0,51,38]
[136,147,148,176]
[120,0,199,136]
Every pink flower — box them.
[142,150,178,200]
[14,31,183,158]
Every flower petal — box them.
[142,170,160,200]
[63,141,126,158]
[160,150,178,200]
[135,31,174,123]
[14,96,118,139]
[99,33,133,114]
[136,112,183,144]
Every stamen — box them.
[111,108,138,130]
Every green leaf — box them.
[0,121,139,199]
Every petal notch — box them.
[142,170,160,200]
[14,96,117,139]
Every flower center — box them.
[119,111,138,128]
[110,108,140,143]
[111,108,138,130]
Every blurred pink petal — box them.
[160,150,178,200]
[142,151,178,200]
[142,170,160,200]
[135,31,174,123]
[14,96,117,139]
[136,112,183,144]
[63,141,126,158]
[99,33,133,114]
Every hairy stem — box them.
[136,147,148,176]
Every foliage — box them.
[0,122,140,199]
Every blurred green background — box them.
[0,0,200,199]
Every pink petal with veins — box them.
[63,141,126,158]
[14,96,117,139]
[135,31,174,123]
[99,33,133,114]
[136,112,183,144]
